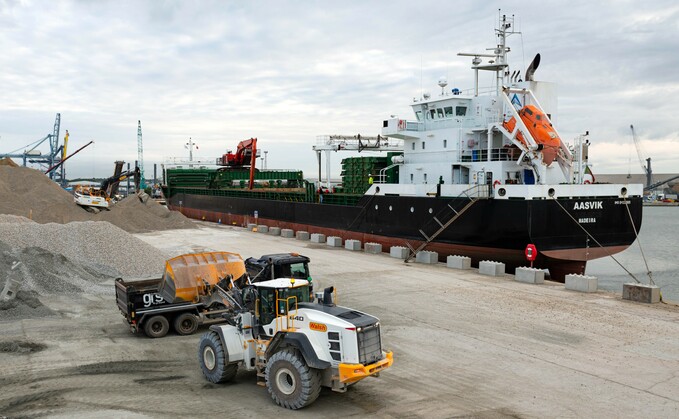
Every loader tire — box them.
[173,312,198,335]
[265,349,321,409]
[198,332,238,383]
[144,315,169,338]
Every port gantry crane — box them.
[0,113,67,184]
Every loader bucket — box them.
[157,252,246,303]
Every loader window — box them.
[258,288,276,326]
[288,262,308,279]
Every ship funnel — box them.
[525,53,541,81]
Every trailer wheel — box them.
[198,332,238,383]
[144,315,169,338]
[173,313,198,335]
[265,349,321,409]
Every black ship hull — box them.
[166,191,642,281]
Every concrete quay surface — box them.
[2,221,679,418]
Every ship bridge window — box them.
[437,108,444,118]
[430,109,436,119]
[415,111,423,121]
[524,107,534,116]
[444,106,453,117]
[455,106,467,116]
[411,142,415,150]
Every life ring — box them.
[584,180,591,184]
[493,180,501,188]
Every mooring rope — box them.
[624,201,654,285]
[551,197,641,283]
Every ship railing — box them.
[404,121,423,131]
[425,118,484,130]
[459,148,515,163]
[462,184,490,199]
[457,86,500,96]
[164,156,219,165]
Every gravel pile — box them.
[0,219,168,278]
[0,217,169,320]
[0,165,195,233]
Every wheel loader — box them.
[199,279,393,409]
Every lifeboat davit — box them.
[503,105,561,165]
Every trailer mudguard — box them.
[266,332,331,370]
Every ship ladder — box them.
[404,197,480,263]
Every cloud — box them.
[0,0,678,179]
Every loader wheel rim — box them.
[275,367,296,395]
[203,346,216,371]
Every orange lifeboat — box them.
[503,105,561,165]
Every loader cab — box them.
[245,253,311,282]
[255,278,310,334]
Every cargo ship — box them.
[162,13,643,281]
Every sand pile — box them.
[0,216,169,320]
[0,157,19,167]
[0,165,195,233]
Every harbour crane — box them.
[137,120,146,190]
[630,124,652,188]
[0,113,65,184]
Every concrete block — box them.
[326,236,342,247]
[446,255,471,270]
[268,227,281,236]
[345,239,361,251]
[257,225,269,233]
[565,274,598,293]
[623,283,660,304]
[415,250,438,264]
[281,229,294,238]
[247,223,257,231]
[296,231,310,241]
[515,267,545,284]
[479,260,506,276]
[364,242,382,254]
[390,246,409,259]
[310,233,326,243]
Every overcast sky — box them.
[1,0,678,180]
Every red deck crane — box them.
[217,138,258,190]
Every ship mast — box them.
[458,11,519,96]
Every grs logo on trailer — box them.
[573,201,603,210]
[142,293,165,307]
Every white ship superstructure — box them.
[378,12,641,200]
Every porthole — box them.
[428,208,433,214]
[410,207,415,213]
[389,205,393,211]
[374,204,379,210]
[498,188,506,197]
[548,188,555,197]
[621,187,627,196]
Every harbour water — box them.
[586,206,679,302]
